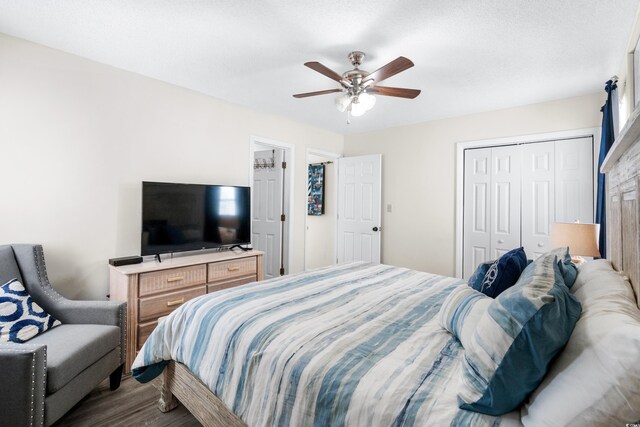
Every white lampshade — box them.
[359,92,376,111]
[334,93,351,113]
[350,99,367,116]
[549,222,600,257]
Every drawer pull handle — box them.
[166,298,185,307]
[166,276,185,282]
[227,266,240,272]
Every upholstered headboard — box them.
[602,109,640,307]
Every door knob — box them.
[498,239,504,244]
[538,242,544,247]
[372,226,380,232]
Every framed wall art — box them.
[308,164,325,215]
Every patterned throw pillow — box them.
[0,278,61,343]
[470,247,528,298]
[467,261,493,290]
[439,285,491,349]
[457,252,582,415]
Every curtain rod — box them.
[309,161,333,166]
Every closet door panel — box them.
[491,146,521,259]
[463,148,492,277]
[521,142,555,259]
[555,137,594,223]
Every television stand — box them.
[155,253,162,263]
[229,245,251,252]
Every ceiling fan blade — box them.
[369,86,421,99]
[365,57,414,84]
[304,62,343,82]
[293,89,342,98]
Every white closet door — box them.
[463,148,492,277]
[491,145,521,259]
[555,138,594,223]
[521,142,555,259]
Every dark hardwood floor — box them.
[54,376,201,426]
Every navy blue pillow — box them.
[468,261,493,290]
[476,247,528,298]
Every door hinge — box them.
[281,214,286,221]
[282,161,287,169]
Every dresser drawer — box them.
[208,257,257,282]
[139,265,206,297]
[138,286,206,322]
[137,320,158,350]
[207,275,256,293]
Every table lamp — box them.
[549,222,601,264]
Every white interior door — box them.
[337,154,381,264]
[252,149,283,279]
[491,145,521,259]
[521,141,555,259]
[555,137,594,223]
[463,148,492,277]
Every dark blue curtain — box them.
[596,79,617,258]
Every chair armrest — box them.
[0,344,46,427]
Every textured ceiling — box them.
[0,0,638,135]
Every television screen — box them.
[141,182,251,256]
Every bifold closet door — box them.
[521,142,555,258]
[490,145,521,259]
[555,138,594,223]
[463,146,521,277]
[463,148,491,277]
[463,137,595,276]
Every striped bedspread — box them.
[132,262,519,427]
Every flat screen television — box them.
[141,181,251,256]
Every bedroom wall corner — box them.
[343,93,604,277]
[0,33,344,299]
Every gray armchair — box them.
[0,244,126,426]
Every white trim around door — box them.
[455,127,601,278]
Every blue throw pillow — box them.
[0,278,61,343]
[467,261,493,290]
[457,253,582,415]
[475,247,528,298]
[549,247,578,288]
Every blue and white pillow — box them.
[470,247,528,298]
[0,278,61,343]
[458,252,582,415]
[549,246,578,288]
[439,286,491,349]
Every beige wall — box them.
[344,93,604,277]
[0,33,343,299]
[305,154,336,269]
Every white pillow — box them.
[522,259,640,426]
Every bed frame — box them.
[154,132,640,427]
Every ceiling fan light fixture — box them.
[350,99,367,117]
[359,92,376,111]
[294,51,419,123]
[335,93,351,113]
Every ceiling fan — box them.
[293,51,421,122]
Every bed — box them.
[132,133,640,426]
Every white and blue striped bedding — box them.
[132,262,520,427]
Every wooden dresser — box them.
[109,250,263,373]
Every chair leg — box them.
[110,364,124,391]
